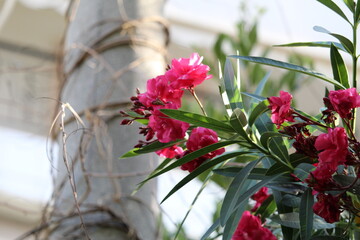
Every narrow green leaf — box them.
[161,151,251,203]
[275,41,346,52]
[223,58,243,111]
[254,72,271,96]
[248,100,269,127]
[310,236,347,240]
[281,194,301,208]
[272,212,334,229]
[229,108,252,142]
[313,26,354,54]
[260,132,288,149]
[294,163,316,182]
[220,159,260,225]
[201,218,220,240]
[316,0,351,24]
[330,44,350,89]
[266,153,312,176]
[300,188,314,240]
[255,195,276,222]
[356,0,360,21]
[214,167,293,182]
[343,0,355,12]
[222,191,249,240]
[267,183,307,195]
[140,140,239,185]
[160,109,234,133]
[232,173,283,213]
[241,92,266,102]
[231,55,346,89]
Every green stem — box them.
[189,88,207,116]
[352,13,358,132]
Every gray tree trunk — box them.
[45,1,167,239]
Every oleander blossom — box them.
[232,211,277,240]
[329,88,360,119]
[251,187,270,212]
[268,91,295,128]
[313,193,341,223]
[149,110,190,143]
[166,53,212,89]
[156,145,184,159]
[138,75,184,110]
[180,127,225,172]
[313,127,348,179]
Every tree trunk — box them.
[46,0,167,239]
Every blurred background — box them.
[0,0,350,239]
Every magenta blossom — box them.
[156,145,184,159]
[313,193,341,223]
[180,127,224,172]
[329,88,360,119]
[315,127,348,173]
[251,187,270,212]
[149,110,189,143]
[166,53,212,89]
[138,75,184,110]
[232,211,277,240]
[268,91,295,128]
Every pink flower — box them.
[329,88,360,119]
[181,127,225,172]
[138,75,184,110]
[313,193,341,223]
[251,187,270,212]
[232,211,277,240]
[268,91,295,128]
[156,145,184,159]
[166,53,212,89]
[315,127,348,172]
[306,127,348,191]
[149,110,189,143]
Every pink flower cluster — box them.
[232,211,276,240]
[268,88,360,223]
[122,53,224,172]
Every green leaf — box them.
[267,183,307,195]
[254,72,271,96]
[255,195,276,222]
[229,108,252,141]
[214,167,293,182]
[222,58,243,112]
[343,0,355,12]
[160,150,251,203]
[160,109,234,133]
[294,163,316,182]
[281,194,301,208]
[223,181,254,240]
[275,41,346,52]
[119,139,184,158]
[266,153,312,176]
[330,44,350,89]
[220,159,261,225]
[313,26,354,54]
[260,132,288,149]
[248,100,269,127]
[231,56,346,89]
[272,212,334,229]
[300,188,314,240]
[201,218,220,240]
[316,0,351,24]
[356,0,360,21]
[242,92,267,102]
[310,236,347,240]
[140,140,239,185]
